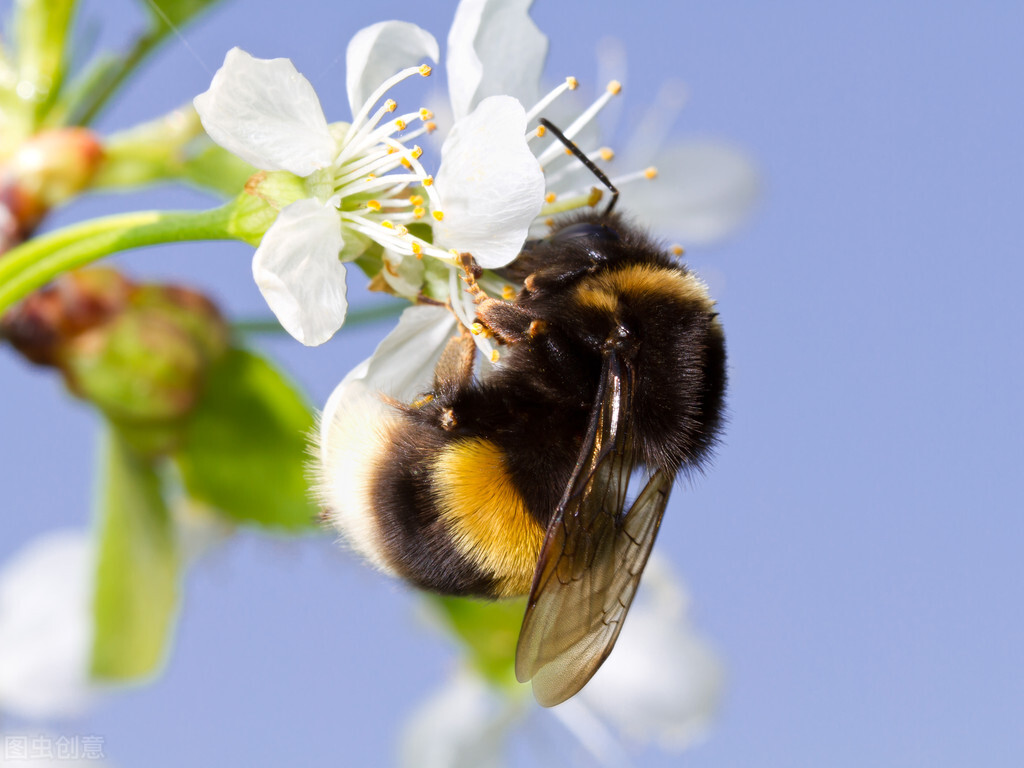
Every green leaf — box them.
[135,0,223,28]
[430,595,528,691]
[175,347,318,530]
[92,429,180,680]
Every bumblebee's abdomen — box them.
[428,438,545,597]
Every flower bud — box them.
[2,268,229,454]
[0,129,104,249]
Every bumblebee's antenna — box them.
[538,117,618,217]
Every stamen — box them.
[366,200,381,212]
[432,210,445,221]
[419,64,432,76]
[419,108,434,121]
[545,192,557,203]
[599,147,615,161]
[502,285,516,300]
[536,80,624,165]
[413,207,425,218]
[345,64,428,142]
[409,195,424,206]
[671,245,685,256]
[490,350,500,363]
[525,76,581,123]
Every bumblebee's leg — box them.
[456,251,543,346]
[434,327,477,390]
[475,298,545,345]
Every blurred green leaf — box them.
[137,0,222,28]
[175,347,318,530]
[10,0,76,131]
[431,595,527,691]
[92,429,180,680]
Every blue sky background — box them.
[2,0,1022,765]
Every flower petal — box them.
[346,21,439,118]
[627,141,759,244]
[319,304,457,469]
[434,96,544,268]
[0,531,97,720]
[447,0,547,121]
[252,199,347,346]
[578,556,723,751]
[398,669,515,768]
[194,48,336,176]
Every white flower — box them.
[195,27,544,346]
[399,557,722,765]
[0,530,98,720]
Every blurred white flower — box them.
[400,557,722,766]
[572,555,723,751]
[0,531,98,720]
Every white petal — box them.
[628,141,759,244]
[360,304,458,402]
[0,531,97,720]
[578,557,724,751]
[346,21,439,118]
[194,47,336,176]
[252,199,347,346]
[434,96,544,268]
[319,305,457,466]
[447,0,547,121]
[398,670,515,768]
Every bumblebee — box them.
[317,120,726,706]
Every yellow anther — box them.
[409,195,424,205]
[426,122,437,133]
[366,173,377,180]
[419,108,434,120]
[545,192,557,203]
[449,248,460,258]
[395,225,409,237]
[412,242,423,257]
[366,200,382,212]
[490,349,500,363]
[413,206,426,219]
[423,176,434,186]
[564,148,574,156]
[536,125,547,137]
[381,220,394,229]
[644,166,658,179]
[395,119,407,130]
[401,157,412,169]
[432,210,445,221]
[566,76,578,90]
[386,146,398,154]
[411,145,423,159]
[671,244,685,256]
[607,80,622,95]
[470,322,485,336]
[419,64,432,76]
[586,187,604,208]
[385,99,397,112]
[599,147,615,161]
[502,285,516,300]
[545,217,555,227]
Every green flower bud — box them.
[2,268,229,455]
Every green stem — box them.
[0,205,239,313]
[72,28,164,127]
[233,302,405,335]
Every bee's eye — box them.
[551,222,620,244]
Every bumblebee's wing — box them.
[514,350,672,707]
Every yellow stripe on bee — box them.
[574,264,714,315]
[431,438,545,597]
